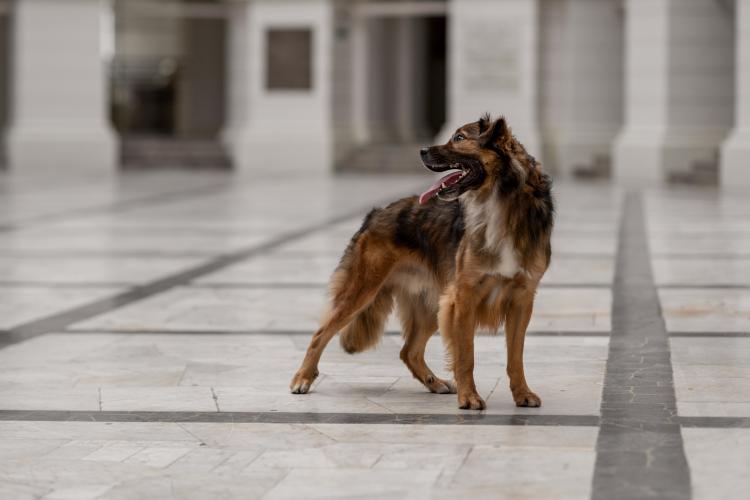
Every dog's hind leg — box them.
[397,294,456,394]
[290,238,395,394]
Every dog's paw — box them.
[290,370,318,394]
[514,390,542,407]
[458,392,486,410]
[425,376,457,394]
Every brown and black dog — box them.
[290,115,554,410]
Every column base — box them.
[613,127,666,185]
[720,129,750,189]
[543,126,618,177]
[227,128,332,174]
[7,125,117,174]
[614,127,726,185]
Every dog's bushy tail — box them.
[339,288,393,354]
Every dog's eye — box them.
[453,134,465,142]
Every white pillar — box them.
[539,0,623,177]
[614,0,734,184]
[350,13,369,146]
[721,0,750,189]
[224,0,333,174]
[613,0,670,183]
[442,0,540,157]
[7,0,116,173]
[0,10,8,168]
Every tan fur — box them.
[339,286,393,354]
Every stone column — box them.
[539,0,623,177]
[442,0,540,156]
[721,0,750,189]
[224,0,333,174]
[7,0,117,173]
[0,9,9,168]
[612,0,670,183]
[614,0,734,184]
[349,11,369,146]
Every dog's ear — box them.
[478,113,492,134]
[480,117,511,150]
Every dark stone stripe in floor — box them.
[0,410,744,428]
[60,328,611,337]
[0,410,599,426]
[591,192,691,500]
[678,417,750,428]
[669,331,750,338]
[657,283,750,290]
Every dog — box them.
[290,115,554,410]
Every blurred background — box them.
[1,3,749,498]
[0,0,747,188]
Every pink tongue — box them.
[418,171,464,205]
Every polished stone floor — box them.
[0,170,747,499]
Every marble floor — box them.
[0,170,747,499]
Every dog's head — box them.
[418,114,537,204]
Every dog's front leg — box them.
[505,290,541,407]
[440,285,484,410]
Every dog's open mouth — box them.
[419,165,468,205]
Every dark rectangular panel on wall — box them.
[266,28,313,90]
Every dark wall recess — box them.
[266,28,313,91]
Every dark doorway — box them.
[110,1,230,168]
[341,13,447,173]
[424,16,447,139]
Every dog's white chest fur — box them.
[496,239,521,278]
[464,195,522,279]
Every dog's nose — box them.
[420,148,429,157]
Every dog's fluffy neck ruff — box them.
[461,190,522,278]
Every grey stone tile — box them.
[100,387,217,412]
[671,337,750,417]
[196,254,339,285]
[543,256,614,285]
[683,428,750,499]
[660,288,750,332]
[649,234,750,256]
[0,229,272,255]
[70,286,611,333]
[0,285,123,330]
[265,468,441,499]
[0,256,207,285]
[653,257,750,287]
[0,387,99,411]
